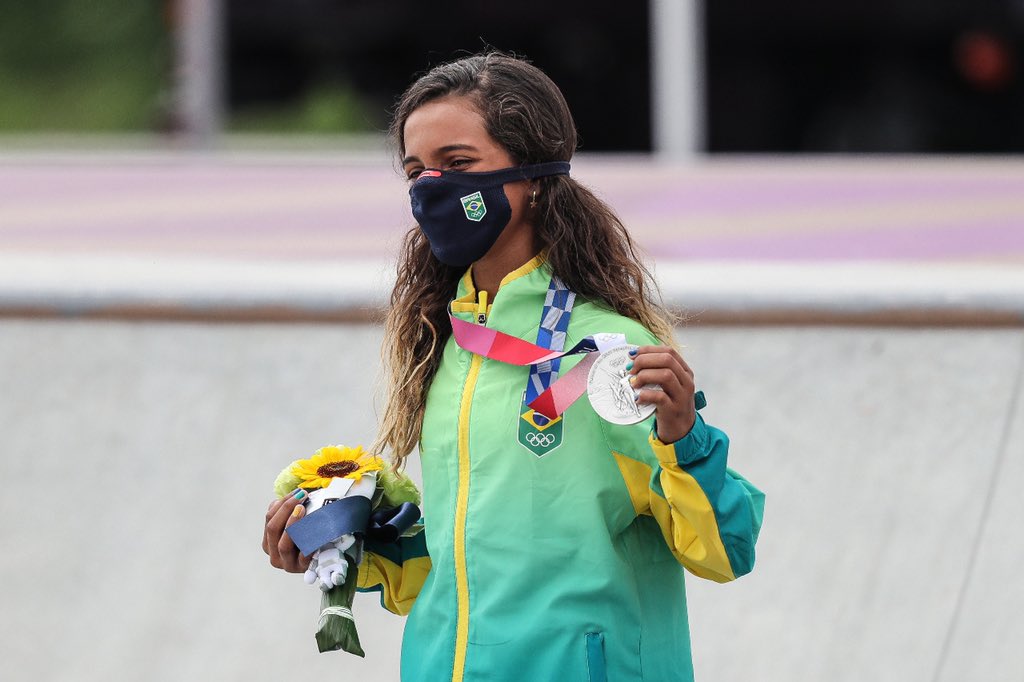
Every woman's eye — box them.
[406,168,423,181]
[447,159,472,171]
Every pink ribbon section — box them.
[449,311,603,420]
[528,353,598,420]
[449,312,568,365]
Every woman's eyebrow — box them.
[402,144,479,166]
[437,143,478,154]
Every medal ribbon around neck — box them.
[448,293,625,420]
[525,276,576,411]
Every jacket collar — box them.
[450,253,548,315]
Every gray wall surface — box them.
[1,320,1021,682]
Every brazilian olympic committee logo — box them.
[460,192,487,222]
[525,432,556,447]
[518,394,564,457]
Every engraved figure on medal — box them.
[586,345,660,425]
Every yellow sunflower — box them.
[290,445,383,489]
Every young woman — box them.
[264,52,764,682]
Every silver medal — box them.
[587,345,660,425]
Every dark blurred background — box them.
[1,0,1022,152]
[706,0,1024,152]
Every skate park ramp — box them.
[0,321,1022,682]
[1,153,1023,682]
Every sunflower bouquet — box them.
[274,445,422,656]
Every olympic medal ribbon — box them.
[525,276,576,407]
[527,332,630,419]
[450,308,627,421]
[527,353,600,420]
[449,308,599,365]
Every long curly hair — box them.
[373,52,677,469]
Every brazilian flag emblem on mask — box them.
[460,192,487,222]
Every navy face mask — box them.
[409,161,571,267]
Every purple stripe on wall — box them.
[656,218,1024,260]
[2,158,1022,263]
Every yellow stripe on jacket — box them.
[357,553,432,616]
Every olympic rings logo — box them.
[525,432,556,447]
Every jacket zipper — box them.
[476,289,488,325]
[452,289,487,681]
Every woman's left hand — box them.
[627,345,696,444]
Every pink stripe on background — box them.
[657,218,1024,261]
[2,157,1022,264]
[608,176,1024,218]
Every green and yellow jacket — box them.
[359,255,764,682]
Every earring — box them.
[530,189,538,209]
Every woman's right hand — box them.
[263,490,313,573]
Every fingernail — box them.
[628,375,637,384]
[625,361,634,371]
[291,506,304,519]
[293,489,307,501]
[628,349,637,357]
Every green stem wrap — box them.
[314,555,364,656]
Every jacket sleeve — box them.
[606,395,764,583]
[356,529,431,615]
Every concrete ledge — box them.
[658,261,1024,326]
[2,253,1023,326]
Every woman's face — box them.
[402,96,534,260]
